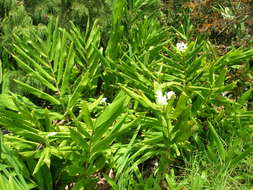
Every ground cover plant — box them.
[0,0,252,189]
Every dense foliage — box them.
[0,0,252,189]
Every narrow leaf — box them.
[14,80,60,105]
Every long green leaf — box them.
[61,42,75,95]
[93,92,128,140]
[33,147,50,175]
[14,80,60,105]
[208,121,226,161]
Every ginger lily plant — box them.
[0,1,253,189]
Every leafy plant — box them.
[0,16,106,189]
[95,17,253,187]
[0,1,252,189]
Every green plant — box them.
[0,16,106,189]
[0,1,252,189]
[95,17,253,186]
[0,133,35,190]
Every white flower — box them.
[176,42,187,52]
[155,90,167,105]
[155,90,163,98]
[157,94,168,105]
[166,91,175,100]
[155,90,175,105]
[100,97,107,104]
